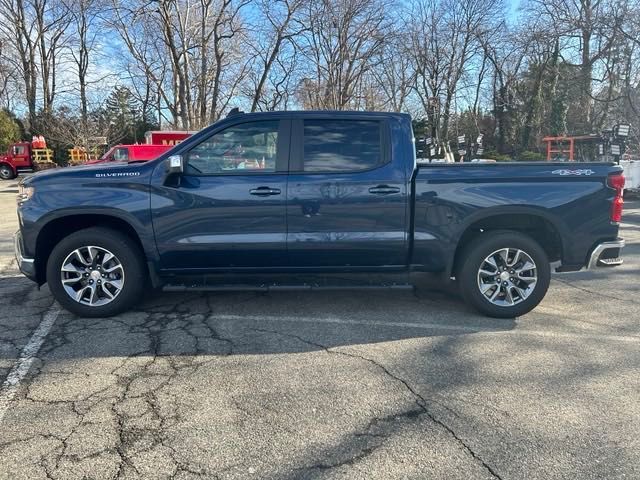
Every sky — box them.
[508,0,522,24]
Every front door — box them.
[11,143,31,169]
[151,119,289,271]
[286,116,409,268]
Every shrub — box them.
[518,150,546,162]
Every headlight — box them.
[17,185,35,204]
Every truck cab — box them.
[0,142,32,180]
[0,141,56,180]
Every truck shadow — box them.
[34,286,517,360]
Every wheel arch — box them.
[449,208,565,278]
[34,213,153,285]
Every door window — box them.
[14,145,26,156]
[303,120,383,172]
[113,148,129,162]
[186,121,279,175]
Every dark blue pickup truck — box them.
[14,111,625,318]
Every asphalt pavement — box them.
[0,179,638,480]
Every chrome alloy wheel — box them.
[60,246,125,306]
[476,247,537,307]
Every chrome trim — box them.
[14,231,36,280]
[587,239,625,269]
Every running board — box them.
[162,284,414,293]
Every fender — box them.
[455,205,569,240]
[33,206,159,263]
[445,205,568,276]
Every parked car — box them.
[85,144,174,165]
[14,111,625,318]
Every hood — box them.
[21,161,150,186]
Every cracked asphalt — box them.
[0,180,639,480]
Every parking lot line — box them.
[213,313,640,343]
[0,305,60,424]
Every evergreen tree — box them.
[0,109,21,152]
[103,86,141,144]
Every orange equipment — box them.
[542,135,600,161]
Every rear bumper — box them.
[14,230,37,281]
[587,238,625,269]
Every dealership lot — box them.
[0,181,639,479]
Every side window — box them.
[113,148,128,162]
[186,120,279,175]
[303,120,383,172]
[14,146,26,156]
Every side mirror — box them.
[166,155,184,174]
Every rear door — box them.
[151,118,289,270]
[286,115,409,268]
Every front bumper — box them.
[14,230,37,281]
[587,238,625,269]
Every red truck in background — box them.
[144,130,196,146]
[86,131,196,165]
[0,131,197,177]
[0,141,57,180]
[85,144,174,165]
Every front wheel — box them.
[458,231,550,318]
[0,164,15,180]
[46,227,146,317]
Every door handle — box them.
[250,186,281,196]
[368,185,400,195]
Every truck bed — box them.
[411,161,622,273]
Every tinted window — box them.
[114,148,128,162]
[186,121,279,175]
[14,146,26,155]
[303,120,383,172]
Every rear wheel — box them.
[458,231,550,318]
[46,228,146,317]
[0,164,15,180]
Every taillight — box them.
[608,173,625,223]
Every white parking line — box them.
[214,314,640,343]
[0,306,60,424]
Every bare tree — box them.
[527,0,627,132]
[0,0,40,124]
[110,0,252,129]
[297,0,392,110]
[408,0,500,145]
[245,0,307,112]
[371,33,416,112]
[64,0,102,126]
[36,0,71,113]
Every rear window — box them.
[303,120,383,172]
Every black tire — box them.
[458,231,550,318]
[0,164,15,180]
[46,227,146,317]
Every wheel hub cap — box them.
[477,247,538,307]
[60,246,125,307]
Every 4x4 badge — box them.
[551,169,595,176]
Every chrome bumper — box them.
[14,230,37,280]
[587,239,625,269]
